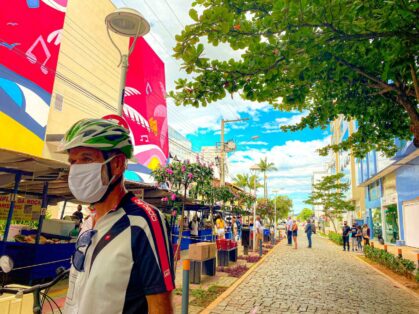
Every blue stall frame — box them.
[0,166,74,284]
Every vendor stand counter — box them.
[0,241,73,285]
[171,227,213,250]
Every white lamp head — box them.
[105,8,150,37]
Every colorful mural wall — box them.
[0,0,67,156]
[123,38,169,171]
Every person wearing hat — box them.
[60,119,174,314]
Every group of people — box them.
[342,221,370,252]
[213,214,242,240]
[286,217,315,249]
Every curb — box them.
[200,241,283,314]
[354,255,419,299]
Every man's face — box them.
[68,147,126,183]
[344,221,347,226]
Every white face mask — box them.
[68,157,115,204]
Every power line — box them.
[161,0,185,28]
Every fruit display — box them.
[14,234,62,244]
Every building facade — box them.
[357,140,419,248]
[329,116,366,224]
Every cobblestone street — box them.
[210,235,419,314]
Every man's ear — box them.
[111,154,127,176]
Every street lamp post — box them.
[250,164,260,251]
[105,8,150,116]
[220,118,249,186]
[272,189,280,240]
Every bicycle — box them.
[0,255,69,314]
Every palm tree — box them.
[248,174,263,192]
[257,157,277,199]
[233,173,250,192]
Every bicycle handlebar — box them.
[0,268,70,295]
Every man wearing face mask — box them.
[59,118,174,314]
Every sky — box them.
[112,0,331,214]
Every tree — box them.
[305,173,354,232]
[171,1,419,157]
[248,174,262,192]
[273,195,293,220]
[153,161,213,267]
[257,157,277,199]
[298,208,314,222]
[232,173,250,192]
[257,198,274,223]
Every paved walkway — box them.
[209,234,419,314]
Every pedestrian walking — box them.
[362,224,371,246]
[286,216,293,245]
[60,118,174,313]
[292,220,298,249]
[350,223,358,251]
[356,225,363,251]
[304,219,313,248]
[342,221,351,251]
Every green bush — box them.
[364,245,416,278]
[416,270,419,283]
[328,231,343,246]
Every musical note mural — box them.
[123,38,169,176]
[0,0,67,156]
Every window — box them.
[368,151,376,176]
[368,181,380,201]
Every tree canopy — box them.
[171,0,419,157]
[298,208,314,222]
[305,173,354,232]
[273,195,293,220]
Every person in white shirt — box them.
[189,214,200,243]
[255,216,264,254]
[286,217,293,246]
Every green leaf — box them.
[189,8,199,22]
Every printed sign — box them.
[0,0,67,156]
[123,38,169,171]
[0,194,42,221]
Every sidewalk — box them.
[173,240,278,314]
[370,240,419,264]
[207,234,419,314]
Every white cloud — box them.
[228,136,331,211]
[239,141,268,146]
[262,111,309,134]
[167,97,270,136]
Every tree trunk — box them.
[326,213,338,233]
[263,172,267,199]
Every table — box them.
[217,247,238,266]
[189,257,216,284]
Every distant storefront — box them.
[358,141,419,248]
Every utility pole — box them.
[220,117,249,186]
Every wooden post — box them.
[383,244,387,252]
[398,248,402,258]
[371,241,374,248]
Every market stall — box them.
[0,148,170,284]
[0,148,74,284]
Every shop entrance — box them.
[383,204,399,244]
[371,208,382,240]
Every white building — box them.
[199,145,223,180]
[168,126,197,162]
[311,170,328,219]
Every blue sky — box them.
[113,0,331,214]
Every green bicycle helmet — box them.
[58,118,133,159]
